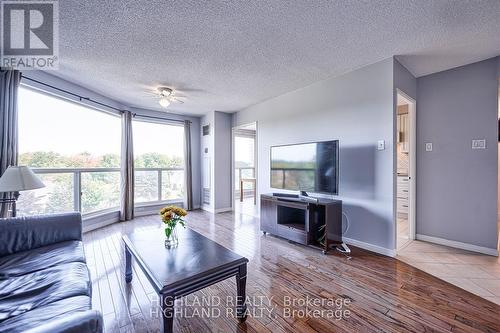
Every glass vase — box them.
[164,226,179,248]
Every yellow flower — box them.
[160,205,187,217]
[176,208,188,216]
[160,206,171,215]
[161,211,172,221]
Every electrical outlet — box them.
[472,139,486,149]
[377,140,385,150]
[425,143,433,152]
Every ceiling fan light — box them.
[158,87,172,97]
[159,97,171,108]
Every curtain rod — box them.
[20,75,125,113]
[132,113,190,124]
[21,75,192,124]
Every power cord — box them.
[334,211,352,259]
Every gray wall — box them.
[22,71,125,112]
[199,111,232,211]
[234,58,396,251]
[200,112,214,210]
[394,58,417,100]
[213,111,232,210]
[416,57,499,249]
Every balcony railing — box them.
[270,167,315,189]
[234,167,255,197]
[134,168,184,204]
[17,167,184,217]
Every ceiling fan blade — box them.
[171,97,185,104]
[171,93,187,98]
[142,91,160,97]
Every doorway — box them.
[396,90,416,252]
[497,81,500,252]
[232,122,258,217]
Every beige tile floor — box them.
[398,240,500,305]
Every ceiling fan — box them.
[155,87,185,109]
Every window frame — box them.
[17,84,123,217]
[132,117,186,208]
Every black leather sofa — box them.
[0,212,103,333]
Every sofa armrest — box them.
[24,310,103,333]
[0,212,82,256]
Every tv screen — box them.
[271,140,339,194]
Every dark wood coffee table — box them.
[122,227,249,333]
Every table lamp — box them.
[0,166,45,217]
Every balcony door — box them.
[232,122,258,217]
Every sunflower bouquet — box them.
[160,205,187,247]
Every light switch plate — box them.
[425,143,433,152]
[377,140,385,150]
[472,139,486,149]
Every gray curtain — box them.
[0,69,21,218]
[120,111,134,221]
[183,120,193,210]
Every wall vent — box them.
[203,188,210,204]
[202,125,210,136]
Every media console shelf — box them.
[260,194,342,254]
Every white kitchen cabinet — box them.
[397,176,409,215]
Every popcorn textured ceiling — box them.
[52,0,500,115]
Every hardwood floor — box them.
[83,210,500,333]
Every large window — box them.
[133,120,185,204]
[17,87,121,215]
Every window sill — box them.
[135,199,184,208]
[82,207,120,219]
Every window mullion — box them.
[74,171,82,212]
[158,169,162,201]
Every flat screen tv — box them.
[271,140,339,195]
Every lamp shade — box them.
[0,166,45,192]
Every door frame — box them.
[396,89,417,249]
[231,122,258,211]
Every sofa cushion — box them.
[0,262,91,322]
[0,213,82,256]
[0,296,91,333]
[0,240,86,279]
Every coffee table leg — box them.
[236,263,247,322]
[125,246,133,283]
[161,294,174,333]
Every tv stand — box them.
[260,194,342,254]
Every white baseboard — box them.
[343,237,396,257]
[214,207,232,213]
[416,234,498,256]
[201,205,214,213]
[201,205,232,214]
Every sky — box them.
[234,136,254,165]
[272,143,315,162]
[18,87,184,157]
